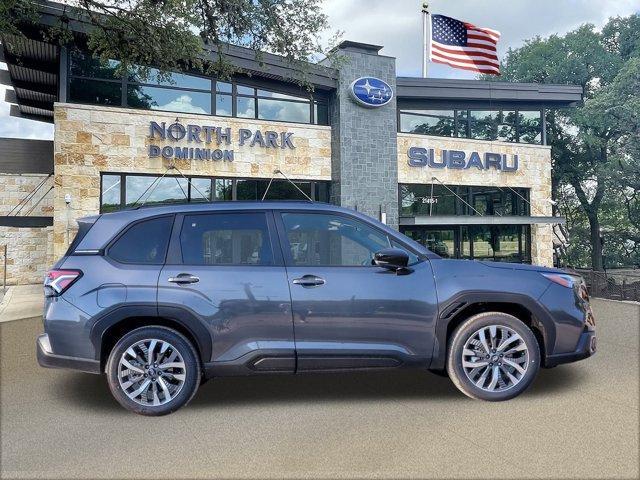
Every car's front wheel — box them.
[447,312,540,401]
[106,326,201,415]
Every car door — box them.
[275,210,438,372]
[158,210,295,375]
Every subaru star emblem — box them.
[349,77,393,107]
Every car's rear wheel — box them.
[447,312,540,401]
[106,326,201,415]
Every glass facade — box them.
[402,225,531,263]
[399,184,532,263]
[68,49,328,125]
[399,108,542,144]
[399,184,530,217]
[100,173,330,212]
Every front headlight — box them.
[541,273,581,288]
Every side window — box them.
[281,213,391,266]
[109,216,173,264]
[180,213,272,265]
[390,239,420,265]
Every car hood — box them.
[479,261,565,274]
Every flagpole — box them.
[422,2,430,77]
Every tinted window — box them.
[282,213,391,266]
[180,213,272,265]
[127,85,211,114]
[258,98,310,123]
[69,78,122,106]
[128,67,211,90]
[518,111,542,144]
[70,49,121,79]
[101,174,121,212]
[400,110,455,136]
[125,176,188,207]
[109,216,173,264]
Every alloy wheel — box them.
[118,339,187,406]
[461,324,529,392]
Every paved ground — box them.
[0,285,43,323]
[1,299,638,479]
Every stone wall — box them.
[324,48,399,228]
[397,134,554,266]
[0,226,53,286]
[53,103,332,258]
[0,174,54,285]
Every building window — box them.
[399,108,542,144]
[399,110,455,137]
[100,173,330,212]
[68,48,329,125]
[402,225,531,263]
[399,184,530,218]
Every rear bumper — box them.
[37,334,101,374]
[545,330,597,367]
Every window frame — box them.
[398,108,543,144]
[398,183,531,218]
[274,209,423,268]
[66,48,329,125]
[99,172,331,213]
[165,210,283,267]
[105,214,175,265]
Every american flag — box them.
[429,14,501,75]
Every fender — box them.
[429,291,556,370]
[90,303,213,363]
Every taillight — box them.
[541,273,578,288]
[44,269,82,296]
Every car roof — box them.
[77,201,425,253]
[102,200,348,218]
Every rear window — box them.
[180,212,272,265]
[108,216,173,264]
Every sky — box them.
[1,0,639,140]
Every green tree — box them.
[486,15,640,270]
[1,0,334,86]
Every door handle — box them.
[292,275,325,287]
[168,273,200,284]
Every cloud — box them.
[321,0,640,78]
[155,94,209,114]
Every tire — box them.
[106,326,201,416]
[447,312,540,401]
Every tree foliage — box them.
[485,15,640,269]
[1,0,334,87]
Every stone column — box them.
[322,42,399,229]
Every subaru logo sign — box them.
[349,77,393,108]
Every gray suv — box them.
[38,202,596,415]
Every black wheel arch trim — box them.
[429,291,555,370]
[89,303,213,364]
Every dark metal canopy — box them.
[396,77,583,109]
[0,137,54,174]
[399,215,566,226]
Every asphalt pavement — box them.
[1,299,638,479]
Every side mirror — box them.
[374,248,410,273]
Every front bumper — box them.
[545,330,597,367]
[37,334,101,374]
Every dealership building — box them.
[0,1,582,284]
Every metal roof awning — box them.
[396,77,583,109]
[399,215,566,226]
[0,34,59,123]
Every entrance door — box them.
[276,210,438,371]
